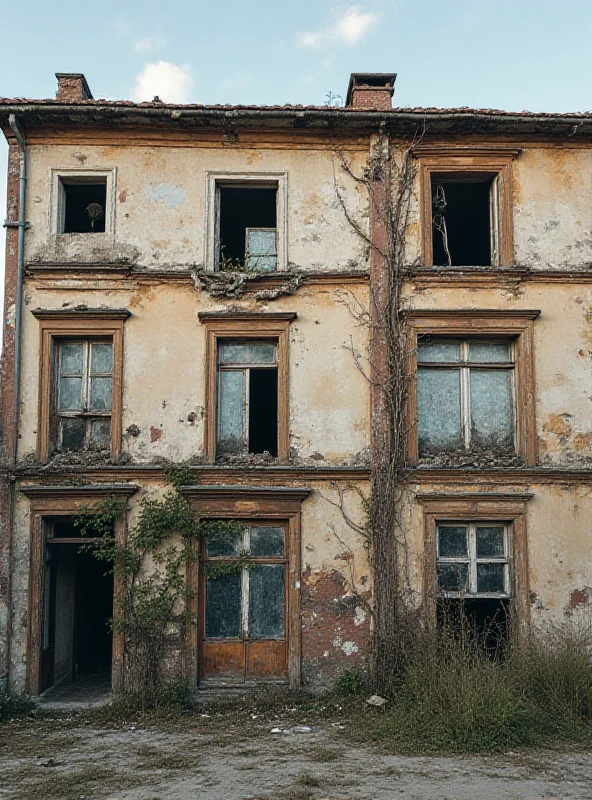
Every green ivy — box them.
[74,465,245,695]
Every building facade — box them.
[0,72,590,696]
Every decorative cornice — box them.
[11,464,371,482]
[180,485,312,503]
[413,146,521,159]
[411,468,592,484]
[31,308,131,321]
[198,311,297,322]
[18,483,140,499]
[405,309,541,320]
[416,491,534,503]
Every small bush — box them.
[92,678,193,720]
[335,667,367,696]
[0,693,37,724]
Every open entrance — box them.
[40,517,113,694]
[200,523,288,684]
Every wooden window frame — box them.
[198,312,296,463]
[415,148,519,267]
[418,492,533,637]
[406,310,540,466]
[181,485,311,689]
[204,172,288,272]
[32,309,129,462]
[436,521,511,598]
[18,483,139,695]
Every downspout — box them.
[6,114,27,464]
[0,115,27,694]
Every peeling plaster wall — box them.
[24,144,369,271]
[18,283,370,465]
[513,149,592,269]
[8,480,371,693]
[406,283,592,466]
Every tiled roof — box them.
[0,98,590,119]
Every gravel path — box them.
[2,715,592,799]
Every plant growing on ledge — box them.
[75,466,243,698]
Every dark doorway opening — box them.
[40,518,113,693]
[249,368,278,456]
[437,598,510,656]
[431,179,492,267]
[219,186,277,263]
[62,180,107,233]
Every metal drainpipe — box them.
[0,115,26,694]
[6,114,27,465]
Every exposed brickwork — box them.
[55,74,93,103]
[301,567,370,687]
[349,87,393,111]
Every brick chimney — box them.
[55,73,93,102]
[345,73,396,111]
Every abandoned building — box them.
[0,71,591,697]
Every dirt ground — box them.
[2,709,592,800]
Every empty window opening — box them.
[218,186,277,270]
[417,337,515,457]
[54,339,113,453]
[201,524,287,682]
[217,341,278,458]
[431,177,494,267]
[436,521,511,651]
[61,178,107,233]
[40,517,113,693]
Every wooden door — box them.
[200,523,288,682]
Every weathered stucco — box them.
[18,282,370,466]
[24,144,369,271]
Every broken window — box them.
[436,522,510,647]
[431,175,498,267]
[216,341,278,457]
[60,177,107,233]
[217,185,277,270]
[417,338,515,457]
[201,524,287,682]
[54,340,113,452]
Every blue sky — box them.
[1,0,591,320]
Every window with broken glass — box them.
[203,525,286,641]
[417,338,516,457]
[216,341,278,458]
[436,522,510,598]
[54,340,113,451]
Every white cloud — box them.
[134,35,167,54]
[334,7,377,44]
[131,62,193,103]
[297,6,378,49]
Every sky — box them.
[0,0,591,330]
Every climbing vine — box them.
[333,127,426,694]
[75,465,246,695]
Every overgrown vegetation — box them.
[334,129,426,694]
[75,465,242,700]
[354,618,592,753]
[0,693,38,723]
